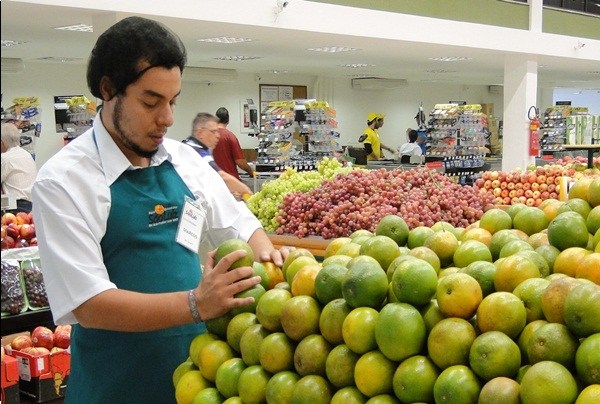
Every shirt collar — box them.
[92,115,170,186]
[184,136,209,150]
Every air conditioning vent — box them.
[1,58,24,74]
[183,66,238,83]
[489,85,503,94]
[351,78,408,90]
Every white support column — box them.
[502,55,538,171]
[529,0,543,33]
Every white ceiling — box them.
[2,0,600,89]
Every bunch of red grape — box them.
[275,167,495,238]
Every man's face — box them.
[195,121,220,149]
[376,118,384,128]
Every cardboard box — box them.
[1,355,21,404]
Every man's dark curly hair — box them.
[87,16,187,100]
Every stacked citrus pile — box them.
[174,203,600,403]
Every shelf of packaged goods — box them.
[562,144,599,169]
[268,234,331,259]
[1,308,55,336]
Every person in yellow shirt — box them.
[358,113,395,160]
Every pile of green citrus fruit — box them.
[174,208,600,403]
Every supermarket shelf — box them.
[562,144,599,168]
[1,309,55,336]
[268,234,330,258]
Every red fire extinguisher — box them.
[528,106,541,157]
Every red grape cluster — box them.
[275,167,495,238]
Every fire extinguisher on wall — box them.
[528,105,541,157]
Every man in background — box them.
[213,107,255,180]
[1,122,38,213]
[358,112,395,160]
[183,112,253,198]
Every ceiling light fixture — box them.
[307,46,360,53]
[428,56,473,62]
[54,24,93,32]
[36,56,82,62]
[425,69,457,74]
[197,36,253,43]
[213,55,262,61]
[1,40,28,47]
[268,69,289,74]
[339,63,374,68]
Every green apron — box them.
[65,161,205,404]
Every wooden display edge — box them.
[268,234,330,258]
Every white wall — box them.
[2,62,506,168]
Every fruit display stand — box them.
[268,234,331,259]
[1,354,20,404]
[562,144,600,169]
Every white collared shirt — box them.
[32,116,262,324]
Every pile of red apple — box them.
[5,325,71,357]
[1,211,36,250]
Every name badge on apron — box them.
[176,196,207,253]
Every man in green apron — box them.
[32,17,286,403]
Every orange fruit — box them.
[540,276,581,324]
[541,198,564,222]
[314,264,348,305]
[215,357,246,398]
[342,307,379,354]
[215,239,255,269]
[226,312,258,353]
[498,239,534,258]
[453,239,492,268]
[350,229,374,239]
[319,298,352,345]
[433,365,481,404]
[526,322,578,369]
[230,284,266,316]
[375,302,426,361]
[293,334,332,377]
[586,206,600,234]
[407,226,435,249]
[569,177,594,200]
[423,230,459,268]
[321,254,352,268]
[519,361,578,404]
[460,227,492,247]
[431,221,455,232]
[172,359,196,389]
[354,350,396,397]
[460,260,497,297]
[563,282,600,337]
[547,211,590,251]
[265,370,300,404]
[558,197,592,220]
[507,203,528,220]
[204,312,233,340]
[478,377,520,404]
[192,387,223,403]
[351,235,373,246]
[469,331,521,381]
[576,385,600,404]
[375,214,410,246]
[575,252,600,284]
[489,229,523,260]
[479,208,513,234]
[476,291,527,339]
[427,317,478,370]
[359,235,401,270]
[280,295,321,341]
[290,375,332,404]
[554,247,592,277]
[512,277,551,323]
[175,370,211,404]
[239,324,269,366]
[188,332,219,368]
[342,257,388,309]
[198,339,235,382]
[237,365,271,404]
[324,237,352,258]
[263,262,285,289]
[588,177,600,207]
[386,255,418,281]
[325,344,361,388]
[291,263,321,297]
[336,242,362,258]
[285,256,319,285]
[494,254,541,293]
[527,232,549,249]
[259,332,295,374]
[575,332,600,385]
[408,246,441,273]
[391,258,438,306]
[255,288,292,332]
[436,272,482,319]
[331,386,366,403]
[516,250,550,278]
[419,299,445,333]
[535,244,561,273]
[282,248,315,276]
[252,261,270,290]
[517,319,548,363]
[512,207,549,236]
[392,355,439,404]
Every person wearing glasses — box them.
[31,17,286,403]
[183,112,253,199]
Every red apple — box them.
[27,211,34,224]
[5,224,19,239]
[11,335,33,350]
[20,346,50,356]
[32,326,54,350]
[53,328,71,349]
[1,236,16,250]
[1,213,17,226]
[50,347,65,354]
[15,211,30,224]
[19,223,35,240]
